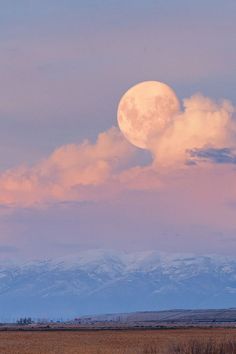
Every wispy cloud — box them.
[188,147,236,165]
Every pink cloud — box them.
[0,128,137,206]
[0,92,236,211]
[151,94,236,167]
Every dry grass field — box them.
[0,328,235,354]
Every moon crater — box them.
[117,81,180,149]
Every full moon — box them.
[117,81,180,149]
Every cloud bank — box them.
[0,93,235,207]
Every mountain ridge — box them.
[0,249,236,321]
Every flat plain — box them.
[0,328,236,354]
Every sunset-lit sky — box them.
[1,0,236,260]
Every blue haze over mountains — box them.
[1,250,236,321]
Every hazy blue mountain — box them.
[0,250,236,321]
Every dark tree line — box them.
[17,317,33,325]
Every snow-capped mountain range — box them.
[0,249,236,321]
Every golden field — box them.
[0,328,236,354]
